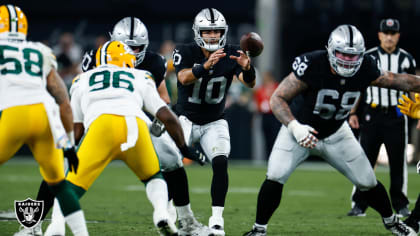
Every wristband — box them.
[242,65,256,83]
[192,64,208,78]
[349,112,357,116]
[67,131,75,146]
[179,145,189,157]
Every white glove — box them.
[417,160,419,174]
[287,120,318,149]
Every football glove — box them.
[397,94,420,119]
[180,146,206,166]
[287,120,318,149]
[63,147,79,174]
[150,117,166,137]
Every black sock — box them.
[362,181,393,218]
[211,155,228,206]
[162,167,190,206]
[37,180,55,220]
[410,194,420,220]
[256,179,283,225]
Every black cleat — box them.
[347,205,366,217]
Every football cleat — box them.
[156,219,179,236]
[13,223,42,236]
[154,209,178,236]
[347,205,366,217]
[242,226,267,236]
[178,216,212,236]
[384,216,417,236]
[403,216,420,234]
[208,216,225,236]
[396,207,411,218]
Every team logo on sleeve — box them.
[14,198,44,229]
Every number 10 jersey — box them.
[173,43,245,125]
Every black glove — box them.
[63,147,79,174]
[150,117,166,137]
[180,145,206,166]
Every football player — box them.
[244,25,417,236]
[58,40,204,236]
[0,4,89,236]
[172,8,256,236]
[397,94,420,234]
[24,17,210,236]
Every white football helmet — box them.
[327,25,365,77]
[192,8,228,51]
[110,17,148,66]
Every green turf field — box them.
[0,158,419,236]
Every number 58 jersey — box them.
[70,65,167,128]
[0,40,57,110]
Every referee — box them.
[348,18,416,217]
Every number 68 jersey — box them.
[292,50,381,139]
[70,65,167,129]
[0,40,57,110]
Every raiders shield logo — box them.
[14,198,44,228]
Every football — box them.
[240,32,264,57]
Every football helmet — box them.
[95,41,136,68]
[327,25,365,77]
[0,5,28,41]
[192,8,228,51]
[110,17,149,66]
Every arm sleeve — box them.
[69,78,84,123]
[139,74,168,116]
[173,45,193,74]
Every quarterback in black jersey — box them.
[244,25,419,236]
[173,8,256,236]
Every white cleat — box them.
[178,216,212,236]
[13,224,43,236]
[208,216,225,236]
[154,210,178,236]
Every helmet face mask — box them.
[327,25,365,77]
[193,8,228,52]
[0,4,28,41]
[95,41,136,68]
[110,17,149,66]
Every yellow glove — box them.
[397,94,420,119]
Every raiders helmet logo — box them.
[14,198,44,229]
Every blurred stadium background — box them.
[5,0,420,163]
[1,0,420,235]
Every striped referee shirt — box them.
[365,46,416,107]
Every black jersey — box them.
[292,50,382,139]
[173,43,244,125]
[81,50,167,86]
